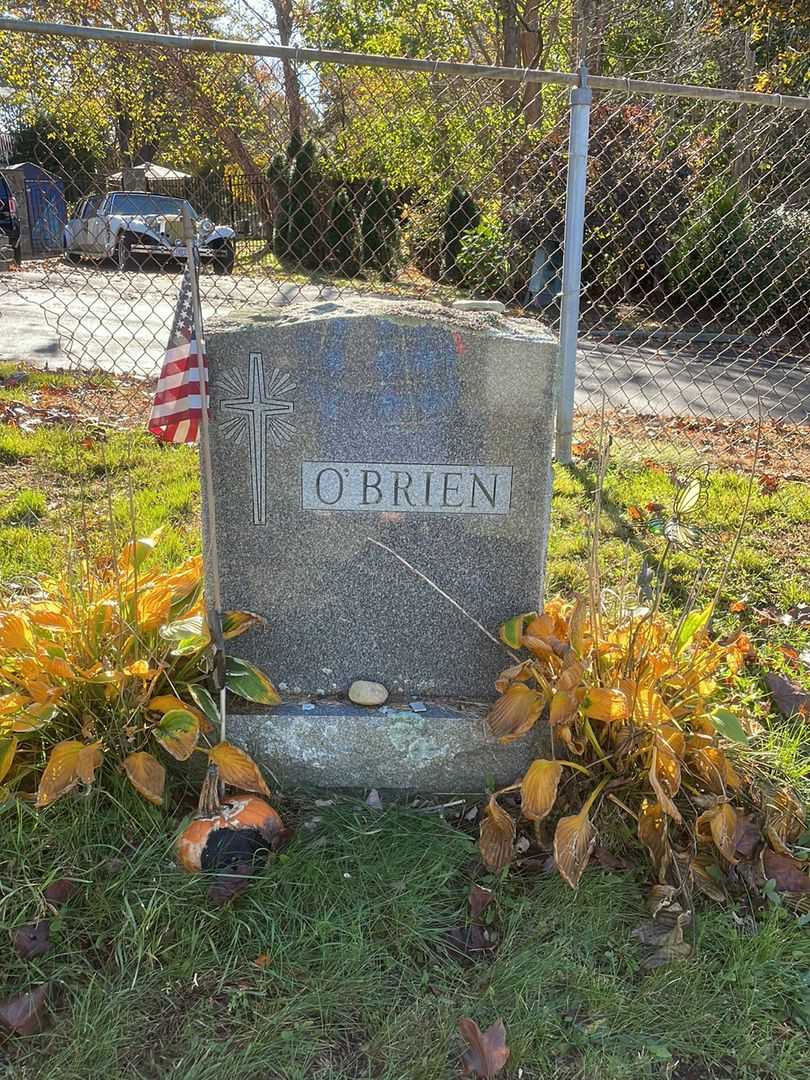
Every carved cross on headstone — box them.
[219,352,295,525]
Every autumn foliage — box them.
[0,530,279,807]
[480,595,807,899]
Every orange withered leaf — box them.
[487,684,546,742]
[554,803,597,889]
[520,759,563,822]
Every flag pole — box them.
[182,204,228,742]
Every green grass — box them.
[1,788,808,1080]
[1,416,809,1078]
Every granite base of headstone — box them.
[203,298,558,791]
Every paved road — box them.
[1,265,808,422]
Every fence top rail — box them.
[1,16,809,112]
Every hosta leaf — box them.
[122,751,165,806]
[638,798,671,878]
[0,691,30,716]
[689,746,741,794]
[224,657,281,706]
[520,759,563,822]
[487,684,545,742]
[221,610,265,640]
[707,708,748,744]
[0,736,17,783]
[696,803,739,864]
[479,795,515,871]
[208,741,271,796]
[549,689,580,726]
[499,612,533,650]
[159,615,210,655]
[649,746,684,824]
[674,602,713,654]
[556,661,585,693]
[0,612,34,653]
[36,739,84,807]
[153,709,199,761]
[13,703,60,734]
[569,595,589,656]
[187,684,221,732]
[75,741,103,785]
[554,803,597,889]
[583,687,629,722]
[119,529,163,572]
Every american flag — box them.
[148,267,207,443]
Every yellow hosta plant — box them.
[480,594,804,896]
[0,531,280,808]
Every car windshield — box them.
[108,193,197,218]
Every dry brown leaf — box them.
[458,1017,510,1078]
[638,798,671,878]
[689,745,741,794]
[76,741,103,785]
[649,745,683,824]
[479,796,515,872]
[13,921,51,960]
[765,673,810,719]
[696,803,740,863]
[553,804,597,889]
[208,741,271,797]
[763,787,805,852]
[762,849,810,894]
[468,884,494,919]
[549,689,580,726]
[0,985,50,1035]
[122,751,165,806]
[487,685,546,742]
[520,759,563,822]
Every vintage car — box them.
[63,191,235,273]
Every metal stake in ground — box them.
[182,203,228,742]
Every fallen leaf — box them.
[13,921,51,960]
[592,847,628,871]
[762,849,810,894]
[640,941,693,969]
[734,813,761,859]
[759,474,781,494]
[458,1017,510,1077]
[444,925,495,966]
[0,985,50,1034]
[43,878,77,905]
[208,741,271,797]
[254,953,271,968]
[638,799,671,878]
[468,884,494,919]
[35,739,84,807]
[765,673,810,719]
[696,803,740,863]
[729,600,747,613]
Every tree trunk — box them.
[271,0,304,139]
[519,0,542,125]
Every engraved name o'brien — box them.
[301,462,512,515]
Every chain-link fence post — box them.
[555,62,592,464]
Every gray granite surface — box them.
[228,701,546,792]
[203,297,557,700]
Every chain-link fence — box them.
[0,17,808,484]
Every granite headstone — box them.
[203,297,558,789]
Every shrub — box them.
[456,211,512,298]
[442,185,480,279]
[0,531,280,808]
[667,182,810,328]
[360,178,400,280]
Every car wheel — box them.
[63,245,80,265]
[213,242,235,275]
[116,233,136,272]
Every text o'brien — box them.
[301,462,512,514]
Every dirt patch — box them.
[575,409,810,483]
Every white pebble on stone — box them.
[348,679,389,706]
